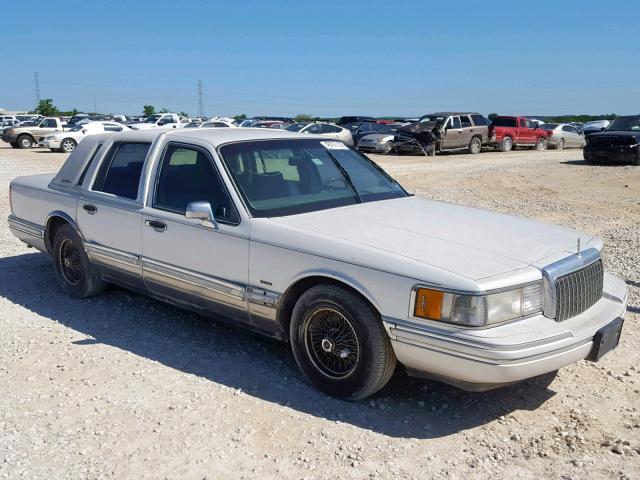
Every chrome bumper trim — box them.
[7,215,44,239]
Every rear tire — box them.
[52,224,107,298]
[290,284,396,400]
[499,136,513,152]
[535,137,547,151]
[583,150,601,164]
[17,135,33,149]
[634,148,640,166]
[468,136,482,154]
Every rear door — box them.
[77,141,150,290]
[459,115,474,147]
[517,118,533,144]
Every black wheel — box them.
[10,142,19,148]
[384,142,394,154]
[583,150,601,164]
[60,138,77,153]
[17,135,33,149]
[468,136,482,154]
[53,224,107,298]
[633,148,640,166]
[290,285,396,400]
[500,136,513,152]
[428,143,437,157]
[556,139,565,150]
[535,137,547,151]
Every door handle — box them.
[83,204,97,214]
[144,219,167,231]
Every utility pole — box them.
[94,99,97,114]
[197,80,204,117]
[34,72,41,109]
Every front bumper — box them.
[357,141,390,153]
[41,139,61,149]
[584,144,638,163]
[383,273,628,389]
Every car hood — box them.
[269,196,596,281]
[588,131,639,138]
[130,123,157,130]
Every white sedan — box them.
[40,121,127,153]
[286,122,354,146]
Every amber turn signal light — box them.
[414,288,444,320]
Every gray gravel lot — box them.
[0,144,638,479]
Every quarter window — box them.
[471,115,489,126]
[154,145,238,223]
[93,142,150,200]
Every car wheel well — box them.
[45,216,71,253]
[276,276,378,340]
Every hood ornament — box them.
[577,238,581,257]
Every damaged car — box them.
[397,113,489,156]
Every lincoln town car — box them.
[8,128,627,400]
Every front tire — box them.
[556,139,565,150]
[17,135,33,149]
[60,138,77,153]
[9,142,19,148]
[53,224,107,298]
[535,137,548,151]
[290,285,396,400]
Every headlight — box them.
[412,282,543,327]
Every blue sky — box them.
[1,0,638,117]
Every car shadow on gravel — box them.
[0,252,557,439]
[560,160,632,166]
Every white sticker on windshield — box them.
[320,141,349,150]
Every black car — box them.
[583,116,640,165]
[351,122,384,143]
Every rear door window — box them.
[92,142,151,200]
[460,115,472,128]
[471,115,489,126]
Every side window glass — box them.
[519,118,527,128]
[307,124,323,134]
[154,145,238,223]
[447,117,461,129]
[460,116,472,128]
[93,142,150,199]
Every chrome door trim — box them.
[84,242,141,268]
[141,257,246,302]
[541,248,601,319]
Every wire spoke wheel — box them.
[58,238,83,286]
[304,307,360,379]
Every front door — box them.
[441,116,463,149]
[141,142,250,324]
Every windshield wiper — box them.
[324,150,362,203]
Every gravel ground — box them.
[0,143,638,480]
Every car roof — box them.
[105,126,313,147]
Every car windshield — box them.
[144,114,162,123]
[607,117,640,131]
[285,123,308,132]
[376,124,403,134]
[419,115,446,123]
[540,123,558,129]
[69,125,85,132]
[219,139,407,217]
[183,122,201,128]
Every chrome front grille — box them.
[554,260,604,321]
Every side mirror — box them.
[600,127,606,131]
[185,201,219,229]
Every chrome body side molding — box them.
[7,215,46,252]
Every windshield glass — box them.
[419,115,446,123]
[145,114,162,123]
[376,124,403,134]
[540,123,558,129]
[70,125,85,132]
[285,123,308,132]
[183,122,200,128]
[219,139,407,217]
[607,117,640,131]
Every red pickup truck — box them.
[488,116,550,152]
